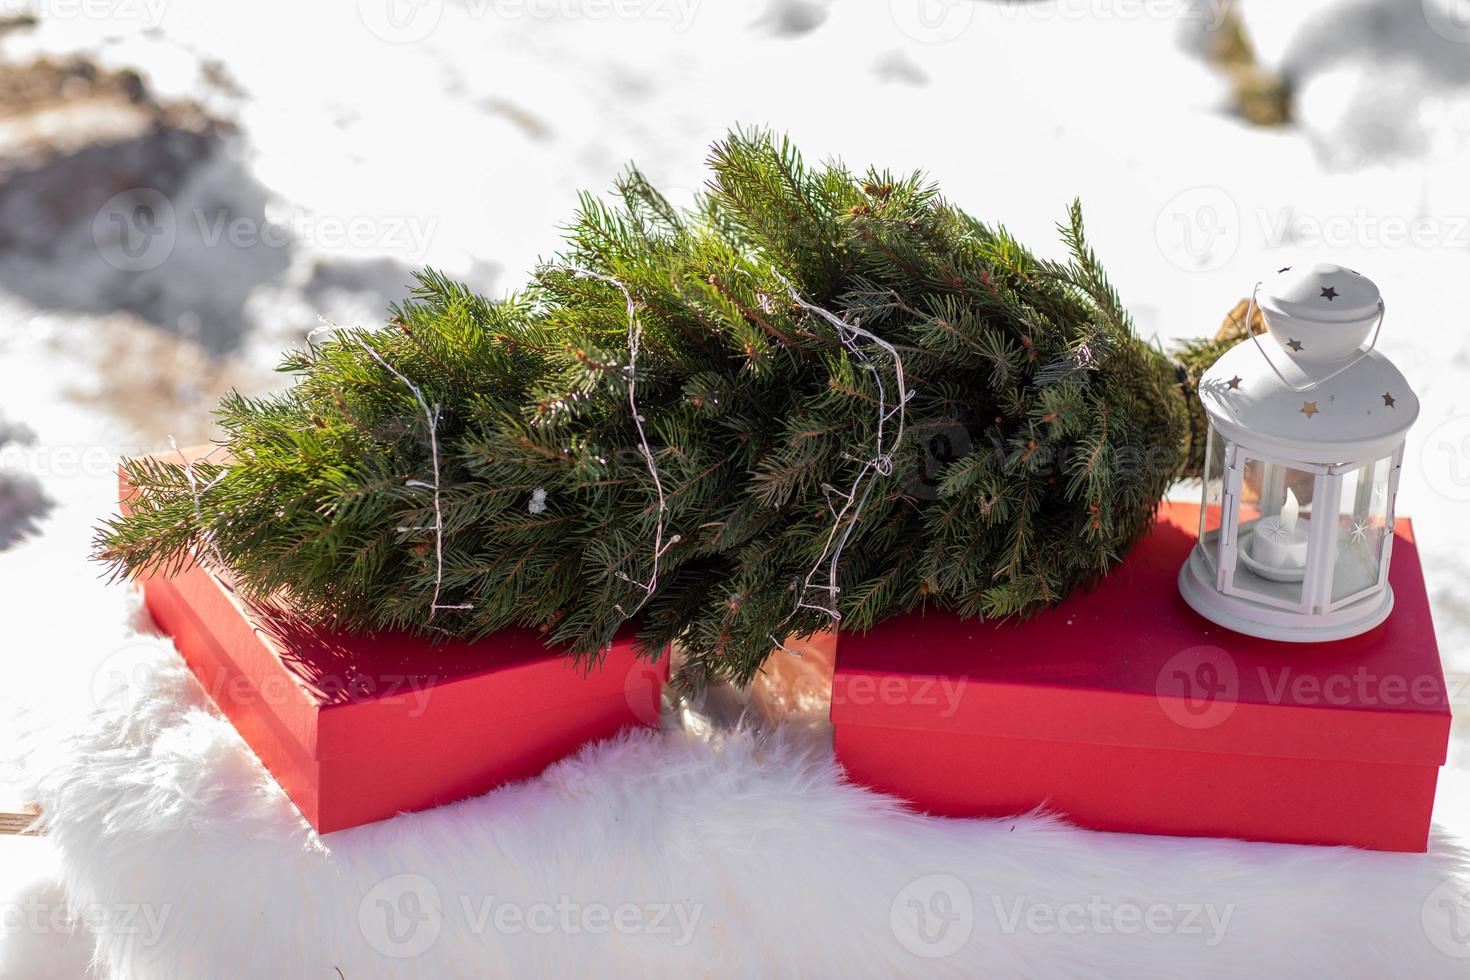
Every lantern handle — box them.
[1246,282,1385,393]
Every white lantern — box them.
[1177,263,1418,642]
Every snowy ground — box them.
[1,0,1469,969]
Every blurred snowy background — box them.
[2,0,1470,953]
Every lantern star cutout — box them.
[1382,392,1396,408]
[1300,400,1320,418]
[1262,519,1291,544]
[1320,286,1339,300]
[1226,375,1242,390]
[1286,338,1304,352]
[1349,520,1370,544]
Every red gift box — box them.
[120,453,668,834]
[831,501,1450,852]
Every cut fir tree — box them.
[98,129,1192,689]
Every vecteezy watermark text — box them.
[1156,646,1463,730]
[1157,185,1470,272]
[92,645,438,716]
[358,874,703,958]
[890,0,1234,45]
[93,188,439,272]
[890,873,1235,960]
[2,897,172,947]
[357,0,699,44]
[992,894,1233,947]
[0,0,168,29]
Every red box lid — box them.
[832,502,1450,767]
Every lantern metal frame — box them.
[1178,263,1415,643]
[1181,433,1404,642]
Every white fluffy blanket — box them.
[9,636,1470,980]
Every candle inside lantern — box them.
[1250,488,1311,570]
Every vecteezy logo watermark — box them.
[1423,877,1470,959]
[890,0,1235,41]
[93,188,177,273]
[358,877,703,957]
[1424,0,1470,43]
[93,193,440,272]
[91,645,439,716]
[992,894,1233,946]
[191,663,439,716]
[890,873,974,959]
[0,0,169,29]
[1421,416,1470,503]
[990,0,1234,30]
[1156,645,1239,729]
[198,204,439,258]
[1258,208,1470,250]
[357,0,443,43]
[1156,186,1240,273]
[91,643,171,713]
[359,0,699,42]
[1158,652,1457,729]
[359,874,444,958]
[905,420,972,502]
[1162,196,1470,271]
[457,896,702,944]
[624,655,667,727]
[1,898,172,946]
[0,442,143,481]
[889,0,975,43]
[1256,666,1450,709]
[904,430,1178,503]
[832,673,968,719]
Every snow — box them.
[1,0,1469,920]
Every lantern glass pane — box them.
[1229,456,1317,608]
[1330,454,1393,604]
[1197,427,1226,573]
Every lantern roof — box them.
[1198,264,1418,463]
[1260,262,1381,326]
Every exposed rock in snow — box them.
[1240,0,1470,169]
[873,49,929,86]
[753,0,829,37]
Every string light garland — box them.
[309,269,681,626]
[767,273,912,652]
[169,436,230,572]
[307,320,473,620]
[564,267,679,621]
